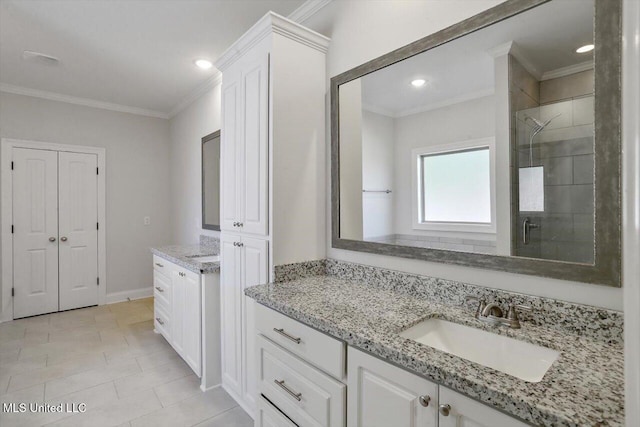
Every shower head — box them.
[526,114,561,135]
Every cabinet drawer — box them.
[256,304,345,380]
[154,305,170,341]
[257,395,298,427]
[258,334,345,427]
[153,255,171,276]
[153,271,171,311]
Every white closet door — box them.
[241,236,268,414]
[240,52,269,236]
[58,152,98,311]
[12,148,59,318]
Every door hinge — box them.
[11,288,14,297]
[97,277,100,286]
[11,225,14,234]
[97,222,99,230]
[96,167,99,175]
[11,161,14,170]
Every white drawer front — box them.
[153,271,171,311]
[256,304,345,380]
[154,305,170,341]
[257,396,298,427]
[153,255,171,276]
[258,334,345,427]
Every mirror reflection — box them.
[202,130,221,231]
[339,0,595,264]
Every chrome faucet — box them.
[464,296,532,329]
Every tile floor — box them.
[0,298,252,427]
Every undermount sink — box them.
[187,255,220,263]
[400,318,559,383]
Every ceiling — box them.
[0,0,307,117]
[360,0,594,117]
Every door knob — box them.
[439,404,451,416]
[49,237,56,242]
[60,237,68,242]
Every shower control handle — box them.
[522,218,539,245]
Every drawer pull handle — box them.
[155,317,164,325]
[155,286,164,293]
[155,263,164,267]
[274,380,302,401]
[273,328,301,344]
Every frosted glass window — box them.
[421,148,491,223]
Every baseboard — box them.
[200,382,222,392]
[105,287,153,304]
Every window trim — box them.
[411,137,496,234]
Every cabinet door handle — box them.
[273,328,301,344]
[60,237,68,242]
[419,395,431,407]
[237,242,243,247]
[155,317,164,325]
[274,379,302,401]
[439,404,451,416]
[154,286,164,293]
[238,222,243,227]
[155,263,164,267]
[49,237,56,242]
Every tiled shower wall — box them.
[512,63,595,263]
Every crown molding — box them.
[540,61,593,81]
[288,0,332,23]
[168,72,222,118]
[487,41,542,80]
[394,87,495,118]
[215,11,330,72]
[0,82,169,119]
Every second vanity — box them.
[245,266,624,427]
[150,237,222,391]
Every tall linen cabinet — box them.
[216,12,329,417]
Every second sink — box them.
[400,318,559,382]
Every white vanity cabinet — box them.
[216,11,329,418]
[348,347,529,427]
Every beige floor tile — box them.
[114,359,192,398]
[129,388,238,427]
[153,374,201,407]
[46,388,162,427]
[44,358,141,400]
[0,354,48,376]
[0,349,21,365]
[194,406,253,427]
[7,353,106,393]
[135,348,183,371]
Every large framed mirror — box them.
[331,0,621,286]
[202,130,221,231]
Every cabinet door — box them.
[171,269,185,357]
[347,347,438,427]
[220,232,243,396]
[240,236,269,414]
[438,387,528,427]
[239,52,269,236]
[221,68,242,232]
[183,270,202,376]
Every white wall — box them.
[168,85,221,245]
[362,109,394,239]
[0,92,172,299]
[305,0,623,310]
[393,95,496,240]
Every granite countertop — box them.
[245,275,624,427]
[151,244,220,274]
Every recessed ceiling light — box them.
[411,79,427,88]
[194,59,213,70]
[576,44,594,53]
